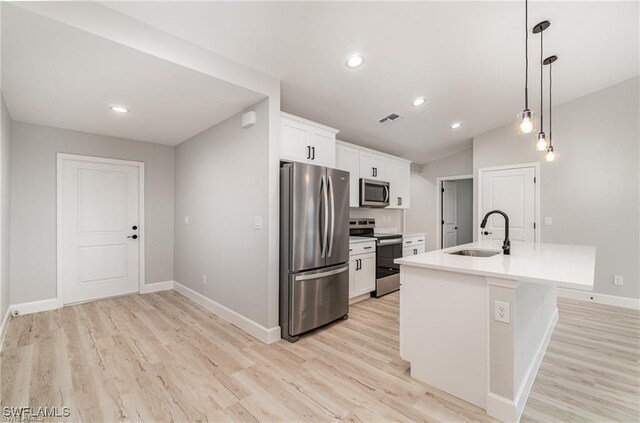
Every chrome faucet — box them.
[480,210,511,255]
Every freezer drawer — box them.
[289,264,349,338]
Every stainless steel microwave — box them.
[359,178,390,208]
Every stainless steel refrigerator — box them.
[280,162,350,342]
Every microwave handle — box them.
[384,185,390,202]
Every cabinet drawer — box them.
[349,241,376,256]
[403,235,425,247]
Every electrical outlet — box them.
[184,216,190,225]
[614,275,624,286]
[544,217,553,226]
[202,274,207,285]
[494,301,510,324]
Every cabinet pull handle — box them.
[414,248,417,255]
[398,197,402,206]
[312,146,315,160]
[307,146,311,160]
[406,240,412,244]
[363,246,372,249]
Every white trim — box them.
[281,111,339,135]
[0,309,10,352]
[56,153,145,307]
[172,281,281,344]
[9,298,58,316]
[336,139,412,164]
[140,280,174,294]
[477,162,541,243]
[558,288,640,310]
[486,308,558,423]
[435,174,474,249]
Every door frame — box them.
[56,153,145,307]
[436,174,473,249]
[477,162,540,243]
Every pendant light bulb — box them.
[536,132,548,151]
[545,146,555,162]
[518,109,536,134]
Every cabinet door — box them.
[348,257,358,298]
[402,246,415,257]
[386,158,411,209]
[415,244,425,254]
[336,143,360,208]
[281,118,310,163]
[359,152,386,181]
[309,129,336,168]
[354,254,376,295]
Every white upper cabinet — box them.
[386,158,411,209]
[336,140,411,210]
[336,142,360,208]
[280,112,338,168]
[359,151,386,181]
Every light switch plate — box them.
[254,216,263,230]
[614,275,624,286]
[544,217,553,226]
[495,301,510,324]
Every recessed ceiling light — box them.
[109,105,129,114]
[346,54,364,68]
[450,122,462,129]
[412,97,426,107]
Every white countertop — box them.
[395,240,596,291]
[349,236,375,244]
[403,233,426,238]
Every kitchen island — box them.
[395,240,596,423]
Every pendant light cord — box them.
[524,0,529,109]
[539,29,544,131]
[549,62,553,146]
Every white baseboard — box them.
[487,308,558,423]
[172,281,281,344]
[0,308,10,352]
[349,293,371,305]
[9,297,59,316]
[140,280,174,294]
[557,288,640,310]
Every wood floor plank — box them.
[1,292,638,422]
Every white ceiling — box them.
[104,1,639,163]
[1,4,265,146]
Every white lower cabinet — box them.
[402,235,426,257]
[349,240,376,299]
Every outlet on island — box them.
[494,300,510,324]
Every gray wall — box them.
[406,149,473,251]
[452,178,473,245]
[473,77,640,299]
[174,98,272,328]
[0,94,10,319]
[10,122,174,304]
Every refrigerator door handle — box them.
[327,175,335,257]
[295,265,349,281]
[321,174,329,258]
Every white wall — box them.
[174,98,274,329]
[0,95,10,321]
[406,149,473,251]
[9,122,175,305]
[474,77,640,299]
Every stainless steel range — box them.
[349,218,402,297]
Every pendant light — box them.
[517,0,536,134]
[544,55,558,161]
[533,20,550,151]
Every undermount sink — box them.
[448,249,501,258]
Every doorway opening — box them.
[437,175,473,249]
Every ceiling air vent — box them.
[379,113,404,125]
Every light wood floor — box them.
[1,290,639,422]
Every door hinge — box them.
[533,222,536,229]
[534,177,536,183]
[441,188,445,193]
[441,220,444,225]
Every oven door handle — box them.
[377,239,402,245]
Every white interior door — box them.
[442,181,458,248]
[61,157,141,304]
[480,166,536,242]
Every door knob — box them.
[454,227,458,230]
[127,234,138,239]
[483,231,492,235]
[132,225,138,230]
